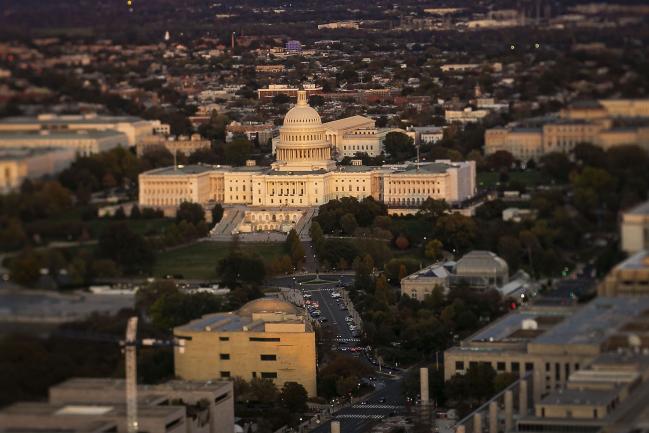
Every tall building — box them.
[485,99,649,161]
[0,378,234,433]
[138,91,476,215]
[173,298,317,397]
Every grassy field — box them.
[153,242,285,280]
[477,170,544,188]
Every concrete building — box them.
[257,84,322,101]
[400,251,509,300]
[0,113,166,147]
[255,64,286,74]
[444,297,649,404]
[137,134,211,157]
[174,298,317,397]
[485,99,649,161]
[322,115,380,158]
[226,121,276,145]
[0,130,128,156]
[139,91,476,215]
[621,200,649,254]
[408,126,444,145]
[445,107,490,124]
[400,263,452,301]
[599,250,649,297]
[0,378,234,433]
[454,250,509,289]
[0,147,76,193]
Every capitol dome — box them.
[238,298,301,316]
[283,97,322,126]
[273,89,335,172]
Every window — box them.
[220,353,230,360]
[250,337,280,342]
[525,362,534,372]
[511,362,520,373]
[261,372,278,379]
[220,371,230,378]
[252,372,257,378]
[497,362,506,371]
[261,354,277,361]
[455,361,465,371]
[219,336,229,341]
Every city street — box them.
[269,274,408,433]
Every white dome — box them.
[282,91,321,127]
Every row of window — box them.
[220,371,278,379]
[220,353,277,361]
[455,360,534,372]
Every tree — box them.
[217,252,266,287]
[97,223,155,274]
[272,94,291,105]
[418,198,450,221]
[223,137,252,166]
[384,132,415,161]
[539,152,573,183]
[308,95,324,107]
[8,249,44,285]
[340,213,358,235]
[176,202,205,225]
[395,234,410,250]
[280,382,308,413]
[434,214,477,254]
[425,239,444,260]
[485,150,514,171]
[309,222,324,254]
[249,378,279,403]
[211,204,224,224]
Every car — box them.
[378,397,387,403]
[303,294,312,299]
[345,317,353,322]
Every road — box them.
[275,275,407,433]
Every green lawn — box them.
[477,169,544,188]
[87,218,175,238]
[153,242,285,280]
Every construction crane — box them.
[124,317,139,433]
[54,318,179,433]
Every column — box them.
[489,401,498,433]
[533,367,543,406]
[473,413,482,433]
[331,420,340,433]
[505,390,513,432]
[559,362,566,387]
[420,368,429,405]
[519,380,528,417]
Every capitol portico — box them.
[138,91,476,217]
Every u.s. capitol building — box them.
[138,91,476,214]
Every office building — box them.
[0,378,234,433]
[0,113,167,147]
[620,200,649,254]
[599,250,649,297]
[1,147,76,193]
[485,99,649,161]
[257,84,322,101]
[0,129,128,156]
[137,134,211,157]
[444,297,649,404]
[174,298,317,397]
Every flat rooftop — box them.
[610,250,649,271]
[0,114,143,125]
[0,130,127,140]
[540,387,620,406]
[51,377,231,394]
[625,200,649,216]
[532,297,649,346]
